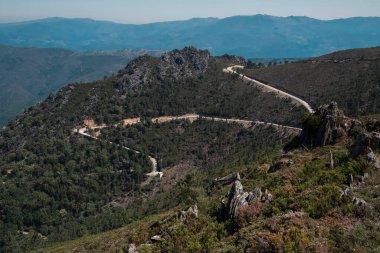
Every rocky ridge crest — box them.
[118,46,210,88]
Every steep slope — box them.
[240,47,380,117]
[0,45,162,127]
[0,47,305,251]
[42,104,380,253]
[1,15,380,57]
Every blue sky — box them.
[0,0,379,23]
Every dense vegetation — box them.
[2,47,379,252]
[0,118,287,251]
[43,135,380,253]
[86,56,305,126]
[0,48,303,251]
[240,47,380,117]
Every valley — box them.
[0,45,163,127]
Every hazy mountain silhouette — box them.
[1,15,380,57]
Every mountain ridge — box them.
[1,15,380,57]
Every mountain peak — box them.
[119,47,210,88]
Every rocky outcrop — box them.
[177,204,198,222]
[150,235,162,243]
[350,132,380,169]
[119,47,210,88]
[352,197,368,207]
[217,54,247,66]
[127,243,138,253]
[226,180,271,220]
[298,102,362,147]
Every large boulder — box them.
[226,180,270,220]
[298,102,362,147]
[350,132,380,158]
[350,132,380,169]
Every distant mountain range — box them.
[0,15,380,58]
[0,45,162,127]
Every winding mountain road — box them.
[223,65,315,113]
[73,64,312,179]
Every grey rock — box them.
[352,197,368,207]
[299,102,362,147]
[348,174,354,187]
[367,151,377,163]
[350,132,380,169]
[227,180,248,219]
[330,150,334,169]
[119,47,210,88]
[340,187,350,197]
[177,204,199,222]
[226,181,272,220]
[150,235,162,242]
[350,132,380,159]
[261,189,273,203]
[228,191,249,219]
[246,187,262,203]
[362,172,369,182]
[375,160,380,170]
[127,243,138,253]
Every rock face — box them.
[119,47,210,88]
[350,132,380,169]
[226,180,271,220]
[298,102,362,147]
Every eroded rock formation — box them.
[225,179,271,220]
[119,46,210,88]
[350,132,380,169]
[298,102,362,147]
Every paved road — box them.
[223,65,315,113]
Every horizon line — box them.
[1,14,380,25]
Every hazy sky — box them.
[0,0,379,23]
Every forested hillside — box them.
[2,47,379,253]
[0,47,305,251]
